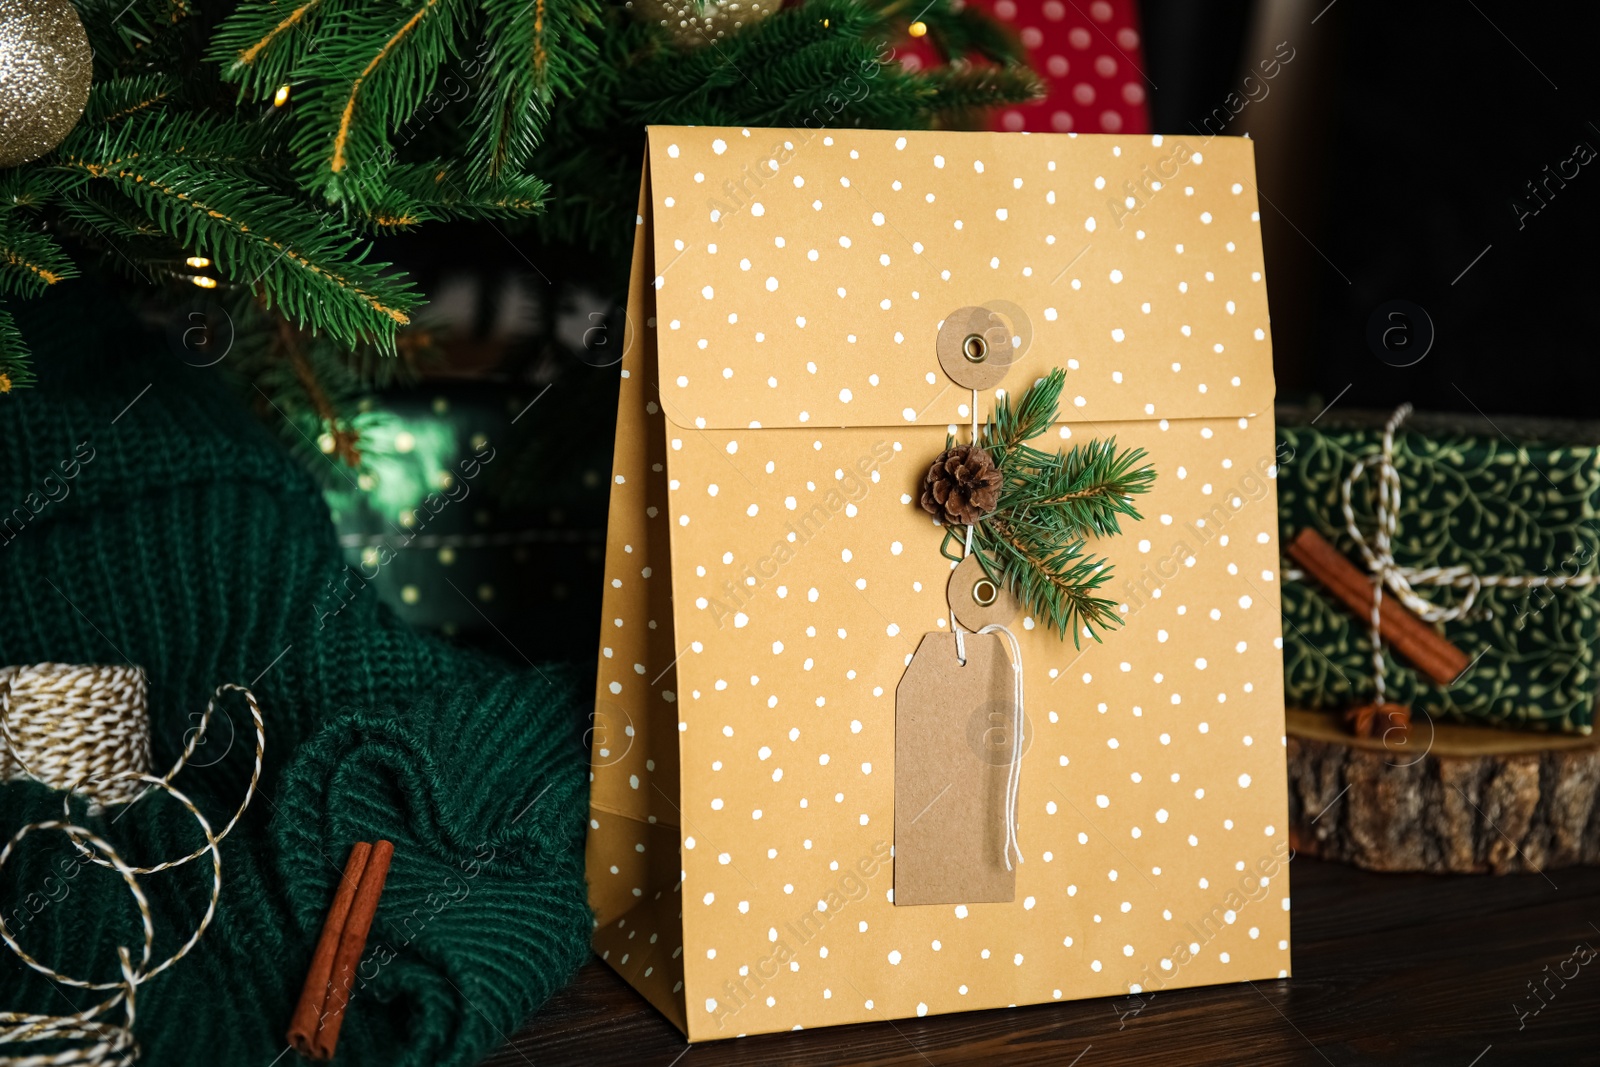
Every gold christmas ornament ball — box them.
[626,0,778,46]
[0,0,92,168]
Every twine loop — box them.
[980,623,1026,872]
[0,666,265,1067]
[949,388,1025,870]
[1339,404,1600,703]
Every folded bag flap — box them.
[644,126,1274,432]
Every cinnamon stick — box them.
[1286,527,1472,686]
[314,839,395,1059]
[288,842,371,1060]
[1345,702,1411,739]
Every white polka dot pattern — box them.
[652,128,1268,429]
[589,127,1291,1042]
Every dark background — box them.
[1141,0,1600,419]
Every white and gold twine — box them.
[0,665,265,1066]
[1340,404,1600,705]
[0,666,150,811]
[948,387,1027,871]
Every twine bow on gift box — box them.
[1317,404,1600,723]
[0,664,264,1067]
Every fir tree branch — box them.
[986,367,1064,452]
[976,517,1120,644]
[468,69,537,188]
[288,0,474,205]
[621,1,891,123]
[1016,437,1156,537]
[56,186,170,247]
[209,0,331,97]
[466,0,598,187]
[919,65,1047,128]
[0,217,78,298]
[53,115,418,349]
[0,171,55,211]
[388,163,548,218]
[0,304,34,393]
[51,187,179,288]
[77,0,198,75]
[889,0,1029,65]
[84,75,180,125]
[331,1,445,174]
[272,304,361,465]
[225,297,419,480]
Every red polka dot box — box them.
[589,125,1289,1041]
[898,0,1151,135]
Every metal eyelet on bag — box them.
[947,555,1020,630]
[937,307,1014,390]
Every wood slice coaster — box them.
[1286,708,1600,874]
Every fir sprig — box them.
[945,369,1156,646]
[1012,434,1157,538]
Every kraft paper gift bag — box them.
[586,125,1292,1041]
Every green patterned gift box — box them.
[1276,407,1600,734]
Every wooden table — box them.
[485,856,1600,1066]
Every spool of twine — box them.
[0,664,151,808]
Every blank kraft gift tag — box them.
[895,632,1024,906]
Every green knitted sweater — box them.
[0,298,592,1066]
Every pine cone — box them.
[920,444,1002,525]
